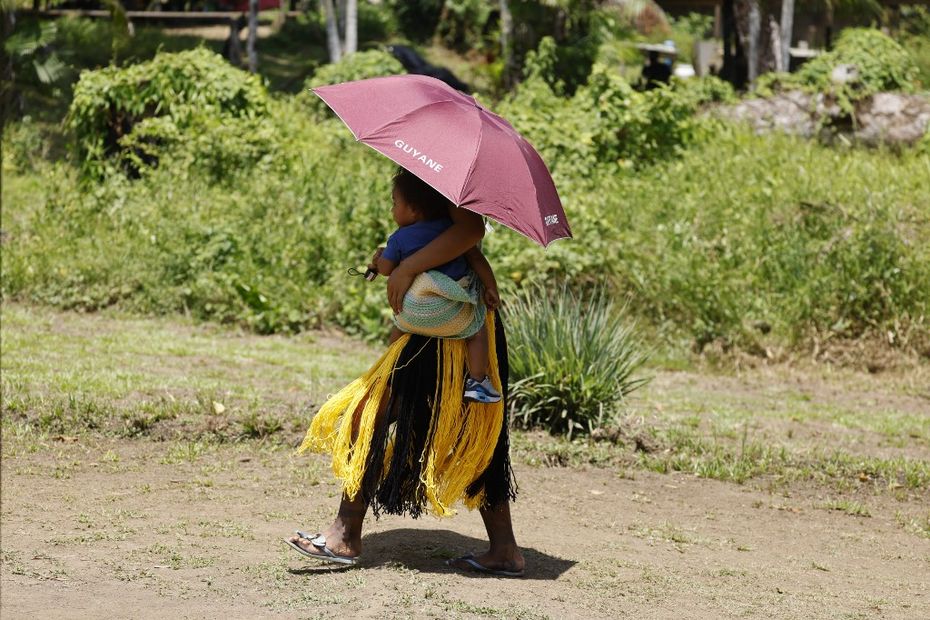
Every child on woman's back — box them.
[369,168,501,404]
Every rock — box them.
[855,93,930,146]
[830,64,859,85]
[713,91,930,147]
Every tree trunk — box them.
[780,0,794,71]
[226,16,244,66]
[500,0,515,89]
[322,0,342,63]
[769,15,783,72]
[747,0,760,85]
[344,0,357,55]
[1,5,16,128]
[247,0,258,72]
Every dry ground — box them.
[1,304,929,619]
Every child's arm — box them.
[373,234,402,277]
[368,247,397,276]
[376,255,396,276]
[464,246,500,311]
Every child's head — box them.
[391,167,453,226]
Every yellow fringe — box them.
[296,311,503,516]
[420,311,503,516]
[297,333,410,501]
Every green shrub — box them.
[756,28,920,114]
[498,59,699,180]
[118,113,280,184]
[65,48,269,179]
[505,286,649,437]
[898,6,930,87]
[484,128,930,352]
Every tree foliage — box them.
[65,48,269,179]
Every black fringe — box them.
[359,312,517,518]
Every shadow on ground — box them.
[287,527,575,580]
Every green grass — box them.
[3,303,927,496]
[0,303,372,443]
[820,499,872,517]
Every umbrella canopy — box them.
[312,74,571,247]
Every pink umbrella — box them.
[312,74,571,247]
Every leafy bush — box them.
[5,41,929,359]
[498,49,700,180]
[66,48,269,179]
[306,49,405,89]
[484,129,930,353]
[756,28,920,113]
[898,6,930,87]
[505,286,649,437]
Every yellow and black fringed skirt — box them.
[297,311,516,518]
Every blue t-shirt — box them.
[383,218,469,280]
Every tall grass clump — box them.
[505,286,649,437]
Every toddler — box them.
[369,168,501,404]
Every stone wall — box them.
[715,91,930,147]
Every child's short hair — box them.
[392,167,453,221]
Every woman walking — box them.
[286,74,571,577]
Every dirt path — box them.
[2,304,928,618]
[2,436,928,619]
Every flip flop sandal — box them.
[446,553,525,578]
[284,532,359,566]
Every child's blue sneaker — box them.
[464,376,501,403]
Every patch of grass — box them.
[513,420,930,494]
[139,542,215,570]
[1,303,372,441]
[894,511,930,539]
[160,441,214,465]
[820,499,872,517]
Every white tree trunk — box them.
[780,0,794,71]
[747,0,760,85]
[770,15,783,72]
[344,0,357,55]
[247,0,258,72]
[322,0,342,63]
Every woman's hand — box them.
[387,263,415,314]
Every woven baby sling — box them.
[392,270,485,339]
